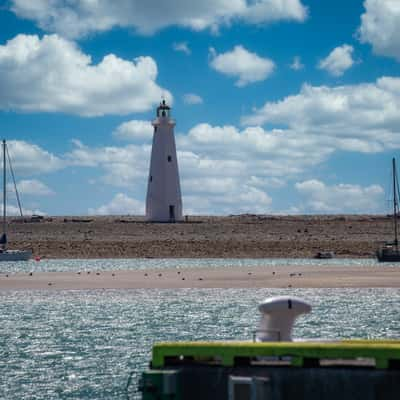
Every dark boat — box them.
[377,158,400,262]
[315,251,335,259]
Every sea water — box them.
[1,260,400,399]
[0,257,396,274]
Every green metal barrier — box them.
[152,340,400,369]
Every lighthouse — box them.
[145,100,183,222]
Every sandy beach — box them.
[2,214,399,290]
[5,214,396,259]
[1,265,400,290]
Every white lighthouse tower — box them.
[145,100,183,222]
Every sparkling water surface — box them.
[0,257,397,274]
[1,259,400,399]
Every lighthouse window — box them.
[167,155,172,162]
[149,176,152,182]
[154,126,157,132]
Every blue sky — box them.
[0,0,399,216]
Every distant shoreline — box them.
[6,214,393,259]
[1,264,400,290]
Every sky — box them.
[0,0,399,216]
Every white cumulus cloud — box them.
[318,44,355,76]
[172,42,191,55]
[10,0,307,38]
[113,120,154,141]
[183,181,272,215]
[176,123,339,213]
[12,179,54,196]
[0,34,171,116]
[89,193,144,215]
[209,45,275,87]
[183,93,203,105]
[7,140,64,175]
[358,0,400,61]
[242,77,400,153]
[179,124,333,178]
[290,55,304,70]
[295,179,384,213]
[67,141,150,188]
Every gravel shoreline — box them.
[4,214,393,259]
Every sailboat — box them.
[0,139,32,261]
[376,157,400,262]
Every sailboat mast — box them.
[393,157,398,247]
[2,139,6,248]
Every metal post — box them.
[2,139,6,250]
[393,158,398,247]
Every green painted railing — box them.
[152,340,400,369]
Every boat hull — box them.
[0,249,32,261]
[376,248,400,262]
[315,251,335,259]
[139,340,400,400]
